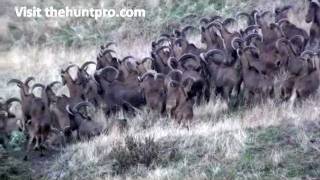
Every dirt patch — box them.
[0,142,61,180]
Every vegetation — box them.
[0,0,304,49]
[40,99,320,179]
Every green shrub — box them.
[8,131,26,151]
[110,136,160,175]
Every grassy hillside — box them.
[0,0,319,179]
[44,100,320,179]
[0,0,306,49]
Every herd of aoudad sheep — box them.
[1,0,320,160]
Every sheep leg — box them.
[24,134,34,161]
[204,86,211,102]
[243,89,250,105]
[215,87,223,97]
[34,136,40,150]
[223,87,232,103]
[289,89,297,109]
[76,130,81,141]
[196,91,202,105]
[39,135,45,157]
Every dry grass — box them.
[40,98,320,179]
[0,0,309,49]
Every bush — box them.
[8,131,26,151]
[110,136,160,175]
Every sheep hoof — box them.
[23,155,28,161]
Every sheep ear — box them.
[168,58,178,70]
[0,111,8,117]
[182,78,193,88]
[111,57,119,66]
[63,126,71,133]
[182,80,188,88]
[8,112,16,118]
[200,26,205,32]
[169,80,178,87]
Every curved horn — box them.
[99,49,116,58]
[205,49,226,61]
[222,18,237,26]
[80,61,96,70]
[281,5,293,12]
[178,53,199,62]
[178,53,200,70]
[236,12,251,20]
[243,46,260,55]
[181,25,197,35]
[140,57,154,64]
[7,79,23,86]
[205,21,222,30]
[275,38,291,52]
[24,77,35,86]
[32,83,45,92]
[156,46,172,55]
[97,66,120,81]
[182,14,197,20]
[65,105,74,115]
[122,56,135,62]
[311,0,320,7]
[231,37,244,50]
[105,42,116,49]
[160,33,171,39]
[6,97,21,107]
[261,10,272,18]
[243,25,260,34]
[156,37,171,45]
[301,50,316,58]
[245,33,263,45]
[65,64,77,73]
[204,49,227,62]
[48,81,62,89]
[200,17,210,24]
[74,101,95,112]
[277,18,290,27]
[139,70,156,82]
[210,15,223,22]
[251,9,259,15]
